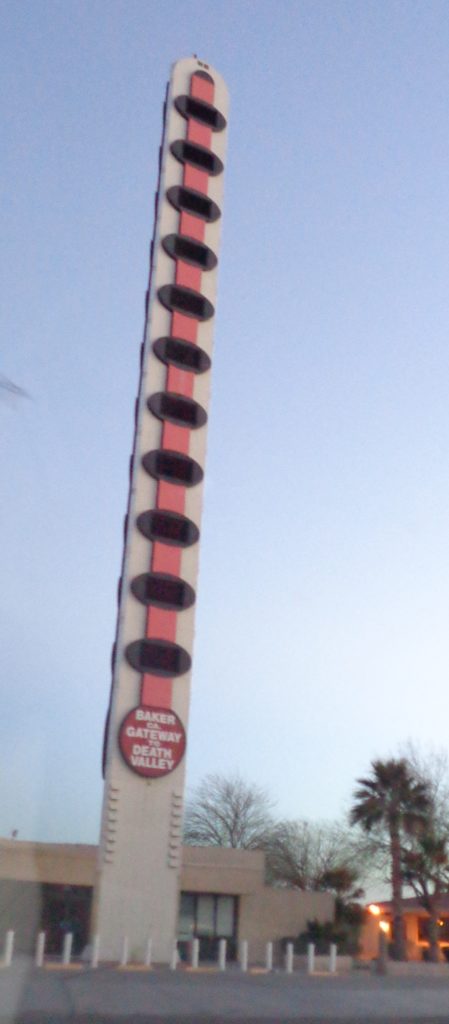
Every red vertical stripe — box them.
[140,70,215,710]
[187,121,212,148]
[167,365,195,395]
[141,675,172,707]
[191,74,214,103]
[184,165,209,193]
[162,422,190,453]
[152,543,182,575]
[156,480,185,513]
[175,261,202,291]
[171,310,198,340]
[179,211,205,241]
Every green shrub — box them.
[281,918,361,956]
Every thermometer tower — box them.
[94,57,229,962]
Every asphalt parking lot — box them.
[2,959,449,1023]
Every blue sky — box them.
[2,0,449,842]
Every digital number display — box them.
[149,392,207,429]
[136,509,200,548]
[158,451,193,482]
[152,512,189,542]
[126,638,191,677]
[154,337,211,374]
[174,95,227,132]
[143,450,203,487]
[131,572,195,610]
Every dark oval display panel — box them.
[136,509,200,548]
[158,284,214,321]
[153,336,211,375]
[131,572,196,610]
[125,638,191,677]
[167,185,220,223]
[193,70,214,83]
[162,233,217,271]
[142,449,204,487]
[170,139,224,177]
[148,392,207,430]
[174,94,227,132]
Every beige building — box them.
[361,897,449,962]
[0,838,333,963]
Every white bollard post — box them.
[285,942,293,974]
[62,932,73,966]
[4,931,14,967]
[144,937,152,967]
[265,941,273,971]
[218,938,227,971]
[329,942,337,974]
[240,939,248,972]
[307,942,315,974]
[91,934,100,969]
[120,936,129,967]
[170,942,178,971]
[35,932,46,968]
[191,937,200,969]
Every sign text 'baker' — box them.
[119,706,186,778]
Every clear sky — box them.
[2,0,449,843]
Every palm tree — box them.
[350,758,431,960]
[402,832,449,962]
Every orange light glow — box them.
[368,903,381,916]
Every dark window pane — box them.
[148,392,207,429]
[131,572,195,610]
[171,139,223,177]
[126,638,191,676]
[158,284,214,321]
[153,337,211,374]
[418,917,449,943]
[167,185,220,223]
[179,893,195,940]
[216,896,235,938]
[142,449,203,487]
[137,509,200,547]
[174,94,226,132]
[162,234,217,271]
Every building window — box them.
[178,892,237,941]
[418,916,449,943]
[196,895,215,937]
[179,893,195,940]
[216,895,235,938]
[41,884,93,954]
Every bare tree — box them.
[265,819,364,894]
[401,741,449,838]
[400,743,449,962]
[183,773,275,849]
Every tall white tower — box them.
[93,57,229,962]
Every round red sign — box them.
[119,705,186,779]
